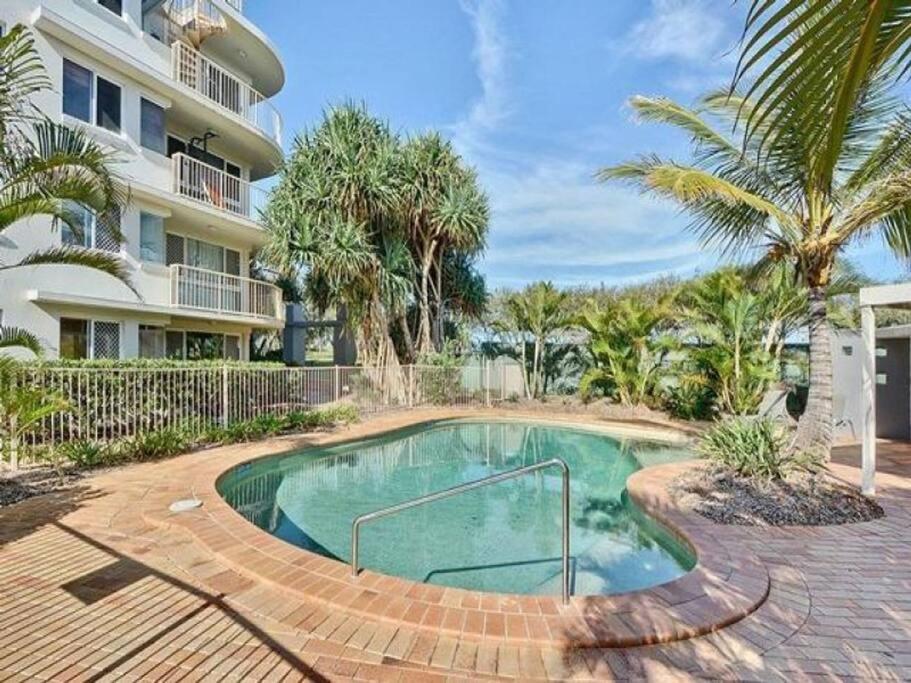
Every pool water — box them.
[217,420,697,596]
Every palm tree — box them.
[399,133,488,355]
[600,89,911,456]
[0,24,133,355]
[495,282,571,399]
[733,1,911,190]
[576,293,677,406]
[678,270,776,416]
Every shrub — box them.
[119,427,192,462]
[58,439,110,468]
[698,417,822,480]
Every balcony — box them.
[170,264,284,321]
[171,152,267,222]
[172,41,282,146]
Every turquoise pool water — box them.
[217,420,696,596]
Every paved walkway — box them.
[1,411,910,681]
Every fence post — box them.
[334,365,340,402]
[9,414,18,471]
[484,360,491,407]
[222,364,229,428]
[408,365,414,408]
[501,363,506,402]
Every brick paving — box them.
[0,410,910,681]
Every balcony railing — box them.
[172,42,282,146]
[224,0,243,12]
[171,153,267,221]
[170,264,283,321]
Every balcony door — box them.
[167,233,242,314]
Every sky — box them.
[247,0,909,291]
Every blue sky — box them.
[248,0,908,290]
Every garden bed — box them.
[670,464,884,526]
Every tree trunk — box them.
[416,241,437,355]
[792,286,834,457]
[398,314,415,363]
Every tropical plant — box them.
[576,293,677,406]
[0,369,69,469]
[0,24,132,318]
[599,83,911,456]
[264,103,410,386]
[399,133,489,355]
[699,416,823,480]
[677,270,777,416]
[491,282,571,399]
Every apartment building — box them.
[0,0,285,361]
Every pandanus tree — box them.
[264,104,413,393]
[399,133,489,355]
[0,25,132,354]
[600,85,911,456]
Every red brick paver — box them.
[1,409,910,681]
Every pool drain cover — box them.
[169,498,203,513]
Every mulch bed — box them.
[0,466,90,508]
[669,465,885,526]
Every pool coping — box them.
[141,408,769,649]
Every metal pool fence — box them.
[5,361,526,461]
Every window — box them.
[139,325,166,358]
[95,76,121,132]
[62,59,121,133]
[97,0,123,15]
[62,201,120,252]
[166,330,185,359]
[92,321,121,359]
[186,332,224,360]
[140,98,166,154]
[186,238,224,272]
[60,318,89,359]
[63,59,92,123]
[225,335,241,361]
[140,213,165,263]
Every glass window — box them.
[140,213,165,263]
[62,59,92,123]
[95,77,121,132]
[186,332,223,360]
[139,325,166,358]
[166,330,185,359]
[61,201,92,247]
[224,335,241,361]
[140,98,166,154]
[60,318,89,359]
[97,0,123,15]
[186,238,224,272]
[92,321,121,359]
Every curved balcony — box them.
[170,264,284,321]
[171,153,267,222]
[172,42,282,147]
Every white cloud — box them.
[450,0,721,289]
[626,0,729,63]
[453,0,510,153]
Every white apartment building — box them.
[0,0,285,361]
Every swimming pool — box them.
[217,420,696,596]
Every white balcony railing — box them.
[224,0,243,12]
[170,264,283,320]
[171,153,267,221]
[172,42,282,146]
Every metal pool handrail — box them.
[350,458,572,604]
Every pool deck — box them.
[1,408,911,681]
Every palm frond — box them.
[3,246,138,296]
[0,326,41,356]
[0,25,50,130]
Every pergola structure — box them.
[858,282,911,495]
